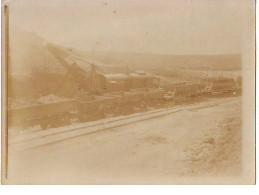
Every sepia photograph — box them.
[1,0,255,184]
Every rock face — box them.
[8,26,77,99]
[9,25,66,76]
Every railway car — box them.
[77,88,165,121]
[210,78,236,93]
[8,99,77,131]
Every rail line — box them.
[9,97,239,153]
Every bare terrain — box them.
[7,96,242,184]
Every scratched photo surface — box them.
[1,0,255,184]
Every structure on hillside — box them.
[45,43,158,94]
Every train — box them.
[8,43,239,132]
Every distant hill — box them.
[76,51,242,72]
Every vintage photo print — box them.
[1,0,255,184]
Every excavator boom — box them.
[45,43,91,92]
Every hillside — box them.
[76,51,242,72]
[9,25,67,76]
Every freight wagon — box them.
[8,88,165,131]
[8,99,77,130]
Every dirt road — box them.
[7,96,242,184]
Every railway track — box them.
[9,97,239,153]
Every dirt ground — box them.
[6,96,242,184]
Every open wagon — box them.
[8,99,77,131]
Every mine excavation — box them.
[4,0,254,185]
[6,27,243,181]
[8,42,240,136]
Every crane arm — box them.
[45,43,90,91]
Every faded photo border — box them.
[0,0,256,184]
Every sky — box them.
[7,0,255,55]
